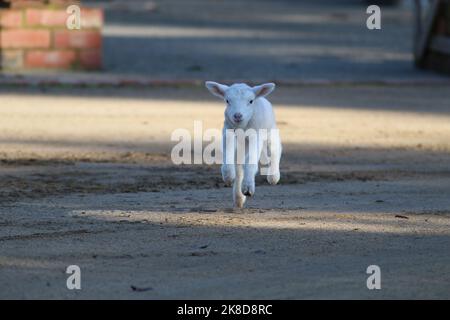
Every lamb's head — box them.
[205,81,275,129]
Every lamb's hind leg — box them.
[242,132,264,197]
[221,127,235,186]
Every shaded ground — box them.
[0,85,449,299]
[99,0,447,81]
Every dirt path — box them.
[0,85,449,299]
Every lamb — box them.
[205,81,282,208]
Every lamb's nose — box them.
[233,113,243,122]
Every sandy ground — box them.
[0,85,450,299]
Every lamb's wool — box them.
[205,81,282,208]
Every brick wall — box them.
[0,0,103,70]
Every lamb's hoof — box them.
[267,172,280,185]
[242,181,255,197]
[234,195,246,208]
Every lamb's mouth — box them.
[225,114,247,129]
[225,114,238,128]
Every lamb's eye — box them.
[226,99,230,104]
[249,100,254,104]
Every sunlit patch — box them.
[70,210,450,236]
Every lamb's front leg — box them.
[266,129,282,185]
[233,137,247,208]
[242,132,264,197]
[221,127,235,186]
[233,163,246,208]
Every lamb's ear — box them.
[252,83,275,98]
[205,81,229,99]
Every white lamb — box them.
[205,81,282,208]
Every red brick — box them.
[10,1,48,9]
[0,30,50,49]
[54,30,101,49]
[79,50,102,69]
[25,7,102,28]
[0,10,23,28]
[26,9,67,27]
[25,50,77,68]
[80,8,103,29]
